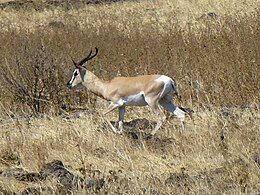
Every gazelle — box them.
[67,48,190,135]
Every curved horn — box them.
[71,48,99,67]
[85,47,99,62]
[78,49,93,66]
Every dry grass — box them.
[0,0,260,194]
[0,0,259,34]
[0,108,259,194]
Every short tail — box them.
[171,79,182,102]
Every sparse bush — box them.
[0,29,94,115]
[0,33,65,115]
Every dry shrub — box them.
[0,27,93,115]
[0,34,62,115]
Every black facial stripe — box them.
[68,77,74,84]
[69,71,77,84]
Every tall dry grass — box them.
[1,1,260,110]
[0,0,259,194]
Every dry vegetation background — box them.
[0,0,259,194]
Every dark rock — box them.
[0,186,15,195]
[40,160,84,192]
[86,178,105,190]
[0,159,105,193]
[40,159,65,178]
[0,167,28,178]
[18,172,42,182]
[197,12,218,21]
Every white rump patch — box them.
[155,75,175,99]
[155,75,172,83]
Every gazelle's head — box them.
[67,48,98,89]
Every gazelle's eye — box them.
[74,72,78,77]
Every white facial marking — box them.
[68,69,82,87]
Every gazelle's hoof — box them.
[117,130,123,135]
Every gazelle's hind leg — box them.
[159,99,185,122]
[150,106,166,135]
[159,99,186,130]
[145,96,166,135]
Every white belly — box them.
[120,92,147,106]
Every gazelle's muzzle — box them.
[67,81,72,89]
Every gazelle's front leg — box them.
[102,102,120,133]
[118,106,126,134]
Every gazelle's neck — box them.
[82,70,107,99]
